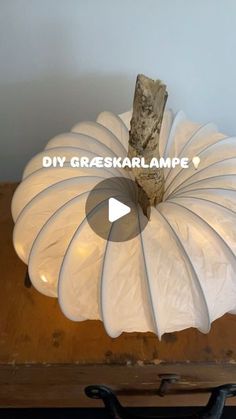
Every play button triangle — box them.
[108,197,131,223]
[85,177,149,242]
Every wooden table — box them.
[1,183,236,408]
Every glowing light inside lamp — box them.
[40,274,48,283]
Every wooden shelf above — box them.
[1,183,236,407]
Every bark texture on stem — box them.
[128,74,168,215]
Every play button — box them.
[108,198,131,222]
[85,176,149,242]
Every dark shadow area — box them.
[1,407,236,418]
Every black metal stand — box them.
[85,383,236,419]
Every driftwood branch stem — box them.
[128,74,168,215]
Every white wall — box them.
[1,0,236,180]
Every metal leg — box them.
[85,383,236,419]
[85,385,131,418]
[200,384,236,419]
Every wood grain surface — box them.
[1,183,236,407]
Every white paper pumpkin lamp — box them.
[11,75,236,339]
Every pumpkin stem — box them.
[128,74,168,216]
